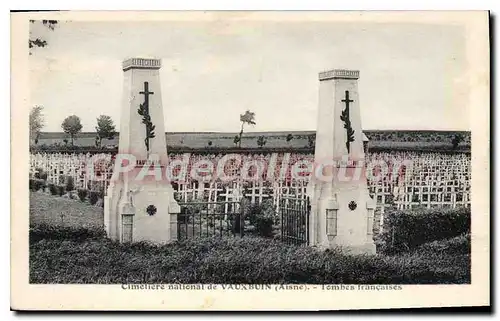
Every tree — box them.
[29,105,44,145]
[286,134,294,142]
[451,133,465,150]
[29,20,58,54]
[95,115,116,148]
[257,135,267,148]
[61,115,83,146]
[233,135,240,147]
[237,110,256,148]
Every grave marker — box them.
[307,69,377,254]
[104,58,180,244]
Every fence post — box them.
[280,198,283,242]
[239,197,247,237]
[306,197,311,245]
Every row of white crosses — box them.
[30,152,113,193]
[367,152,471,215]
[30,151,470,214]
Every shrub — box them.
[34,167,48,180]
[48,183,58,195]
[255,216,274,237]
[252,199,276,237]
[39,179,47,191]
[177,196,207,224]
[57,185,65,196]
[244,198,275,226]
[65,176,75,192]
[89,191,99,205]
[30,178,45,191]
[244,202,261,226]
[77,189,88,202]
[183,196,208,214]
[378,207,470,254]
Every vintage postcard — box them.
[11,11,490,310]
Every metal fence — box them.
[177,201,244,240]
[279,196,310,246]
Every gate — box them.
[279,196,310,245]
[177,201,244,240]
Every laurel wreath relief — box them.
[340,106,355,153]
[137,102,156,153]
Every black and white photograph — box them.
[11,10,489,310]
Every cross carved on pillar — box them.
[340,90,356,153]
[137,81,156,154]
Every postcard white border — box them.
[10,11,490,310]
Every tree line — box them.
[29,106,467,150]
[29,105,117,148]
[29,107,271,149]
[29,107,264,148]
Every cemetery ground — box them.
[29,191,471,284]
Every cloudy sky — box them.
[29,17,468,133]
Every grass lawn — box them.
[29,192,470,284]
[30,191,103,228]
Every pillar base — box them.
[104,181,180,244]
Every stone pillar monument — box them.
[104,57,180,244]
[307,69,376,254]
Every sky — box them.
[29,18,469,133]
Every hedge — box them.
[29,225,470,284]
[378,206,470,254]
[416,233,470,255]
[29,224,106,243]
[77,189,88,202]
